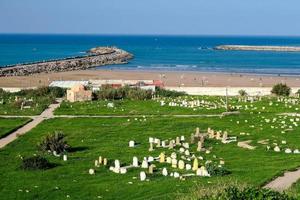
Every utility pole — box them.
[225,87,228,112]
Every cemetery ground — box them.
[3,91,300,199]
[2,108,300,199]
[0,87,64,116]
[0,118,32,139]
[55,95,300,116]
[54,97,226,116]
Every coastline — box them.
[0,68,300,88]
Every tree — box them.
[271,83,291,96]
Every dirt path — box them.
[264,168,300,192]
[0,100,62,148]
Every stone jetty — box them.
[0,47,133,77]
[215,45,300,52]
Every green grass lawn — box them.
[0,118,32,139]
[55,96,300,116]
[55,97,226,116]
[1,114,300,199]
[0,96,53,116]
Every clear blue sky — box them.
[0,0,299,36]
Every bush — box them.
[215,186,294,200]
[238,89,247,97]
[49,87,66,98]
[271,83,291,96]
[95,86,153,100]
[38,131,69,154]
[155,87,186,97]
[181,185,294,200]
[21,156,52,170]
[206,163,230,176]
[17,86,65,98]
[0,88,7,96]
[126,88,152,100]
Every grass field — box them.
[0,96,53,116]
[55,96,300,116]
[55,98,225,116]
[1,113,300,199]
[0,118,32,139]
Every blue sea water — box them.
[0,34,300,75]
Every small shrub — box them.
[126,88,152,100]
[271,83,291,96]
[217,186,295,200]
[238,89,247,97]
[179,183,295,200]
[38,131,69,154]
[155,87,186,97]
[95,86,153,100]
[206,163,230,176]
[21,156,52,170]
[0,88,8,96]
[49,87,66,98]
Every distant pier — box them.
[215,45,300,52]
[0,47,133,77]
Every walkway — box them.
[0,100,62,148]
[264,168,300,192]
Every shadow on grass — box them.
[68,146,89,153]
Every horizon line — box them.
[1,32,300,38]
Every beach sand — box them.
[0,69,299,88]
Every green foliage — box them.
[238,89,247,97]
[207,186,295,200]
[0,87,63,115]
[0,88,7,96]
[17,86,65,98]
[49,87,66,98]
[155,87,186,97]
[38,131,69,154]
[271,83,291,96]
[206,163,230,176]
[95,86,152,100]
[21,155,52,170]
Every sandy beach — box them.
[0,69,300,88]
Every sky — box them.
[0,0,299,36]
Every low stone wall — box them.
[165,87,300,96]
[0,47,133,77]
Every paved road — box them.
[264,168,300,192]
[0,100,62,148]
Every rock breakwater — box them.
[215,45,300,52]
[0,47,133,77]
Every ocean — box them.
[0,34,300,75]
